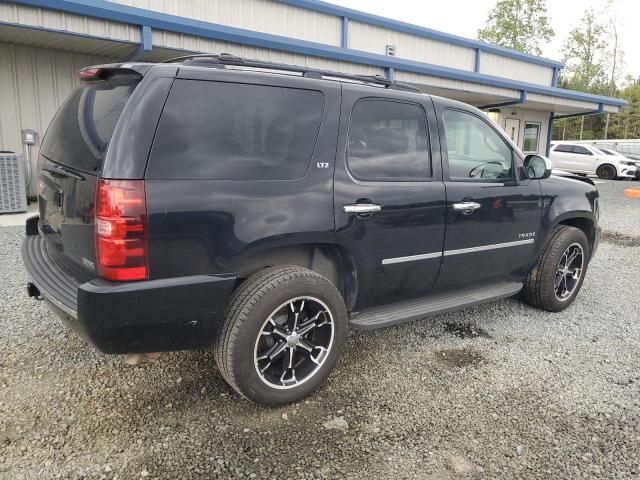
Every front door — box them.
[334,85,446,310]
[433,103,541,289]
[504,118,520,145]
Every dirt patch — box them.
[443,321,492,339]
[601,231,640,247]
[434,348,485,368]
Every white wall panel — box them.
[110,0,341,46]
[0,43,114,193]
[0,3,140,42]
[152,31,383,76]
[348,21,475,71]
[480,52,553,86]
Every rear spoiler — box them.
[77,63,153,81]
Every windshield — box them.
[40,74,141,173]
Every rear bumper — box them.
[22,225,236,354]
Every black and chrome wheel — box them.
[522,225,590,312]
[596,164,617,180]
[554,243,584,302]
[214,266,347,405]
[254,297,334,389]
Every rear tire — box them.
[522,226,590,312]
[596,163,617,180]
[214,265,348,405]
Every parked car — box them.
[549,141,636,179]
[598,148,640,180]
[22,55,601,405]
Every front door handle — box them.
[452,201,481,215]
[343,203,382,214]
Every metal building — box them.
[0,0,627,195]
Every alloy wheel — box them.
[254,296,334,389]
[554,243,584,301]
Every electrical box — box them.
[385,44,396,57]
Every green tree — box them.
[560,8,608,94]
[478,0,554,55]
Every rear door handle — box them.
[452,202,481,215]
[343,204,382,214]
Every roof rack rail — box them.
[162,53,422,93]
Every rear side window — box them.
[572,145,591,155]
[148,80,325,180]
[41,74,141,173]
[347,99,430,181]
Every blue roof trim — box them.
[275,0,565,69]
[479,90,527,110]
[8,0,626,108]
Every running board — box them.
[348,281,523,330]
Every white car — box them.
[549,142,636,180]
[598,148,640,180]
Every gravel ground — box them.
[1,180,639,479]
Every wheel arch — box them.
[232,243,358,310]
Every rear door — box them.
[37,70,143,274]
[434,102,541,289]
[333,85,446,309]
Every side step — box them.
[348,281,523,330]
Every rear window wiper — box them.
[42,164,85,180]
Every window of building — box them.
[442,109,513,181]
[347,99,430,181]
[523,122,541,153]
[148,80,325,180]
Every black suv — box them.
[22,55,600,405]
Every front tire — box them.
[522,226,590,312]
[214,265,348,405]
[596,163,617,180]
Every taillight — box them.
[95,179,148,281]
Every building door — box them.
[504,118,520,146]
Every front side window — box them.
[442,109,513,181]
[553,144,573,153]
[148,80,325,180]
[347,99,430,181]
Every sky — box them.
[329,0,639,83]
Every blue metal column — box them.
[545,112,554,156]
[474,48,481,73]
[341,16,349,48]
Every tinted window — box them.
[148,80,324,180]
[601,149,615,155]
[347,99,429,181]
[553,144,573,153]
[41,75,141,172]
[443,109,513,181]
[572,145,591,155]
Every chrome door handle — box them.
[453,202,481,215]
[343,204,382,214]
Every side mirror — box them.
[524,154,552,180]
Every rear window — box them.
[147,80,325,180]
[41,74,141,173]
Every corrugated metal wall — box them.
[0,42,114,194]
[0,3,140,43]
[479,52,553,86]
[152,30,384,76]
[349,21,475,72]
[110,0,342,46]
